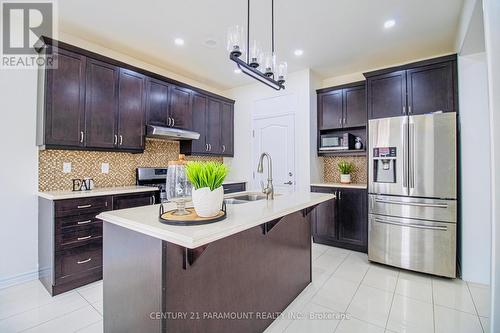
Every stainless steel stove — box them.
[136,167,168,202]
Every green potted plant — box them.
[186,161,229,217]
[338,161,354,184]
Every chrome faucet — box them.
[257,152,274,200]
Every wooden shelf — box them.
[318,149,366,157]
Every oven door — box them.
[368,214,456,277]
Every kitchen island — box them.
[97,191,334,333]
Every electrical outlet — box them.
[63,162,72,173]
[101,163,110,174]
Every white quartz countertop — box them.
[38,186,158,200]
[311,182,367,189]
[97,191,334,249]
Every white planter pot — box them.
[340,174,351,184]
[191,186,224,218]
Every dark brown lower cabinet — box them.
[39,190,158,296]
[311,186,368,252]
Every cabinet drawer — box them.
[55,213,102,233]
[56,223,102,250]
[55,196,111,218]
[55,241,102,283]
[223,183,246,194]
[311,186,336,194]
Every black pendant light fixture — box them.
[227,0,287,90]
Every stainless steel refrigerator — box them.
[368,112,457,277]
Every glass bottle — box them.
[166,154,192,215]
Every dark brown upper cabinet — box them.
[317,81,366,130]
[406,62,455,115]
[117,69,146,151]
[37,38,234,154]
[146,77,170,127]
[365,55,457,119]
[319,89,343,130]
[180,96,234,157]
[220,102,234,156]
[366,71,406,120]
[42,47,86,148]
[206,98,222,155]
[85,59,119,149]
[169,86,193,130]
[343,85,367,127]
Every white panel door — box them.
[252,114,295,194]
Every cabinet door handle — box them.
[408,106,412,114]
[222,145,226,153]
[339,118,342,125]
[119,135,123,145]
[208,144,212,151]
[152,195,156,205]
[114,135,118,145]
[80,131,84,143]
[206,143,209,151]
[77,220,92,225]
[172,118,175,127]
[77,235,92,241]
[77,258,92,264]
[403,106,406,115]
[338,190,342,200]
[77,204,92,209]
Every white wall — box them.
[224,69,319,192]
[483,0,500,329]
[0,33,227,289]
[0,69,39,288]
[458,52,491,284]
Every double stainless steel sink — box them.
[224,193,267,205]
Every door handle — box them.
[373,218,448,231]
[119,135,123,146]
[77,204,92,209]
[284,181,293,185]
[409,122,415,189]
[206,143,209,151]
[114,134,118,145]
[77,258,92,264]
[402,119,408,190]
[77,235,92,241]
[172,118,175,127]
[374,198,449,208]
[77,220,92,225]
[167,117,171,127]
[80,131,84,143]
[208,143,212,151]
[222,145,226,153]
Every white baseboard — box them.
[0,270,39,290]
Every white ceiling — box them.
[59,0,464,90]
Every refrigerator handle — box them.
[402,118,408,190]
[409,122,415,189]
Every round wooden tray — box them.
[158,203,227,226]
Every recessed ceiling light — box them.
[384,19,396,29]
[234,68,242,74]
[294,49,304,56]
[174,38,185,46]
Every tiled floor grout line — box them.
[466,282,486,333]
[331,256,372,333]
[16,304,91,333]
[278,250,351,333]
[74,317,103,333]
[383,271,399,332]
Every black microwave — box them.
[319,133,355,151]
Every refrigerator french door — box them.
[368,112,457,277]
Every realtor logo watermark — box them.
[1,1,58,69]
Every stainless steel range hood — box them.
[146,125,200,141]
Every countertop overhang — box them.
[37,186,158,200]
[97,191,334,249]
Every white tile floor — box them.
[0,243,491,333]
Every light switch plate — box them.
[63,162,71,173]
[101,163,110,174]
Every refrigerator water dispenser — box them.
[373,147,397,183]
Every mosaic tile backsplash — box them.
[39,139,222,191]
[323,156,367,184]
